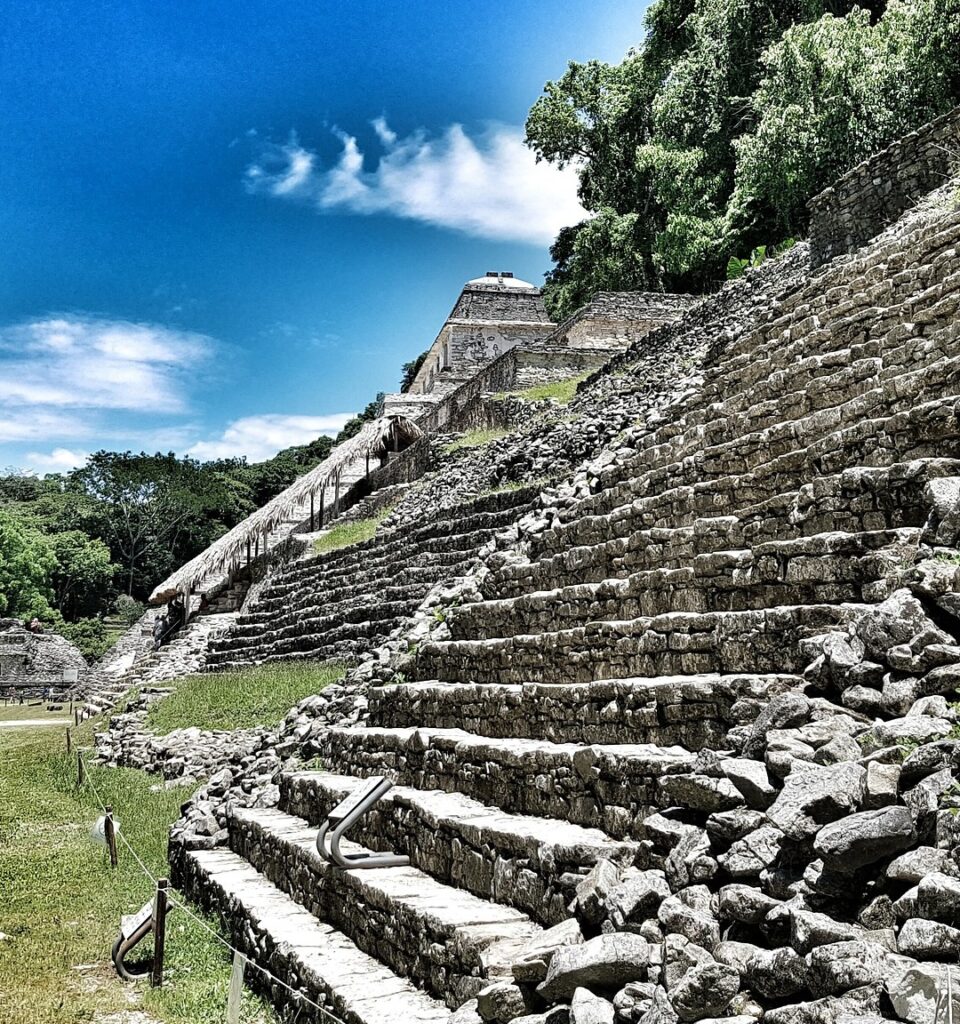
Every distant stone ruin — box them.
[95,108,960,1024]
[0,617,86,691]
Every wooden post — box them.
[226,950,245,1023]
[77,751,84,788]
[309,492,315,532]
[365,452,370,477]
[66,728,71,754]
[74,707,79,727]
[104,806,118,868]
[152,878,169,988]
[319,487,325,527]
[246,540,251,568]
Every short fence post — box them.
[152,878,168,988]
[226,949,245,1023]
[66,728,71,754]
[74,707,79,727]
[77,751,84,788]
[104,806,118,868]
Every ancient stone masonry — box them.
[809,105,960,267]
[0,617,86,687]
[204,486,541,671]
[148,122,960,1024]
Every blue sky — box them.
[0,1,649,472]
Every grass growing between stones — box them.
[0,724,274,1024]
[498,372,591,405]
[443,427,509,453]
[146,661,345,735]
[312,506,394,555]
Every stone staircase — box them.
[81,612,238,718]
[204,488,540,671]
[169,184,960,1021]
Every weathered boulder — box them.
[812,806,916,870]
[889,964,960,1024]
[477,980,534,1022]
[763,983,883,1024]
[669,962,739,1022]
[898,917,960,959]
[604,872,671,932]
[766,763,865,840]
[570,987,614,1024]
[805,940,911,997]
[742,946,808,999]
[513,920,584,984]
[538,934,652,1001]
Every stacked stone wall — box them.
[809,105,960,267]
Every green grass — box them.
[443,428,509,453]
[312,505,394,555]
[0,701,72,722]
[496,372,590,405]
[0,724,275,1024]
[146,661,345,735]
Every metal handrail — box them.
[315,776,409,870]
[111,913,156,981]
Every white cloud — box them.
[187,413,354,463]
[22,447,90,473]
[0,316,214,415]
[0,410,89,444]
[245,121,586,245]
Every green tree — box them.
[526,0,958,314]
[400,351,430,392]
[0,510,56,619]
[48,530,117,620]
[73,452,238,598]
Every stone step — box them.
[274,500,528,583]
[225,597,420,642]
[205,614,411,668]
[545,455,951,556]
[280,530,501,590]
[280,771,637,926]
[453,530,913,638]
[531,398,960,560]
[549,383,960,540]
[316,725,696,838]
[172,848,449,1024]
[415,603,864,685]
[367,672,800,748]
[558,328,957,531]
[247,572,447,619]
[227,806,543,1007]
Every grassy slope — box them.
[498,372,590,405]
[146,661,345,734]
[0,724,275,1024]
[312,505,395,555]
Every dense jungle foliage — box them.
[526,0,960,317]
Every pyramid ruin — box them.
[93,108,960,1023]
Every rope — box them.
[77,753,349,1024]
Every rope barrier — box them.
[76,752,349,1024]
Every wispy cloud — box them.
[0,316,214,415]
[244,121,586,245]
[0,410,90,445]
[187,412,354,462]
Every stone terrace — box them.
[204,486,540,670]
[169,148,960,1022]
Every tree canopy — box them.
[526,0,960,317]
